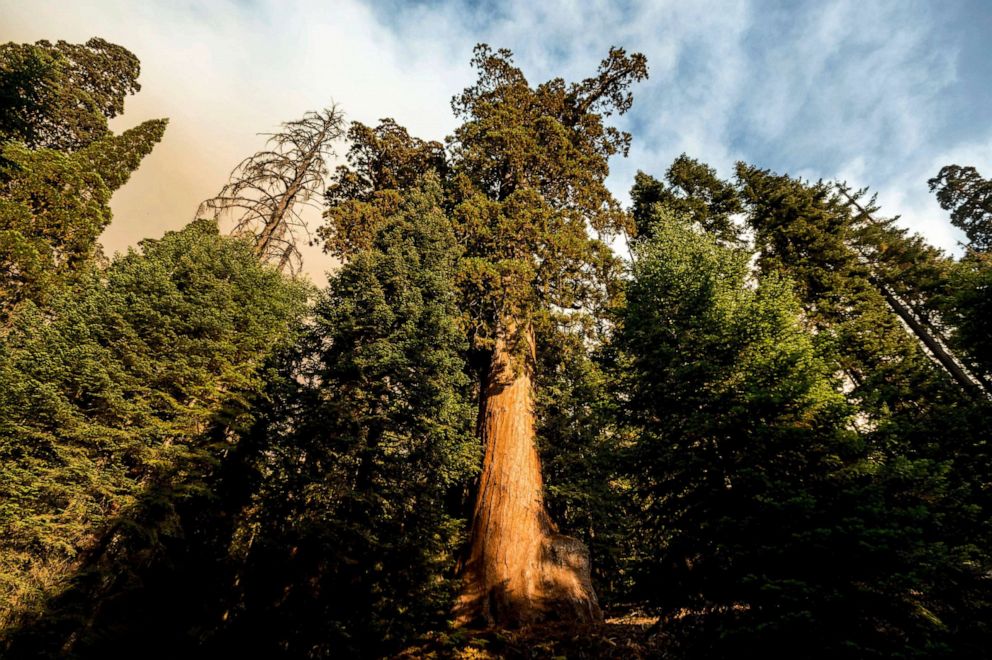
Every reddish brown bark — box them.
[455,323,601,627]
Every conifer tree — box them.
[322,44,648,626]
[0,38,142,152]
[927,165,992,385]
[0,121,167,320]
[729,166,992,656]
[223,178,478,657]
[0,220,307,645]
[1,37,166,322]
[630,155,743,243]
[617,207,991,658]
[929,165,992,252]
[200,107,344,273]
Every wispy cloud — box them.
[1,0,989,278]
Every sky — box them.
[2,0,990,283]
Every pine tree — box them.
[199,107,345,273]
[925,166,992,386]
[617,207,990,658]
[0,220,307,647]
[630,155,743,243]
[222,178,478,657]
[730,165,992,656]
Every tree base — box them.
[455,532,602,628]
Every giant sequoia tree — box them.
[0,38,142,152]
[322,44,648,626]
[447,45,647,627]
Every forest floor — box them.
[395,609,670,659]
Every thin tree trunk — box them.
[255,169,306,258]
[873,276,992,397]
[455,321,601,627]
[837,187,992,398]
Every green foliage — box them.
[535,323,630,599]
[321,118,446,259]
[2,33,991,660]
[616,209,991,658]
[323,44,647,354]
[941,251,992,382]
[928,165,992,252]
[446,44,646,349]
[0,38,141,152]
[727,166,992,657]
[736,164,963,431]
[221,179,479,657]
[0,219,307,635]
[0,48,166,320]
[631,155,743,243]
[0,142,110,317]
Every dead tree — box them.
[199,106,345,274]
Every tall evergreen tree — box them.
[630,155,743,243]
[729,165,992,656]
[0,121,167,320]
[322,44,649,626]
[926,166,992,386]
[940,251,992,384]
[0,37,166,322]
[0,38,142,152]
[928,165,992,252]
[0,220,307,648]
[220,178,479,657]
[617,207,990,658]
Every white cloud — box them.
[1,0,988,276]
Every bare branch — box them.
[198,105,346,274]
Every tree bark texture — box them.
[455,323,601,627]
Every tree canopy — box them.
[2,34,991,660]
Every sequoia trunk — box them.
[455,323,601,627]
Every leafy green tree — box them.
[922,167,992,386]
[727,166,992,656]
[0,219,307,645]
[832,185,992,398]
[0,38,141,152]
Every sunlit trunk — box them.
[455,322,601,627]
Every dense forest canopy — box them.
[1,35,991,659]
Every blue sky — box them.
[2,0,990,278]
